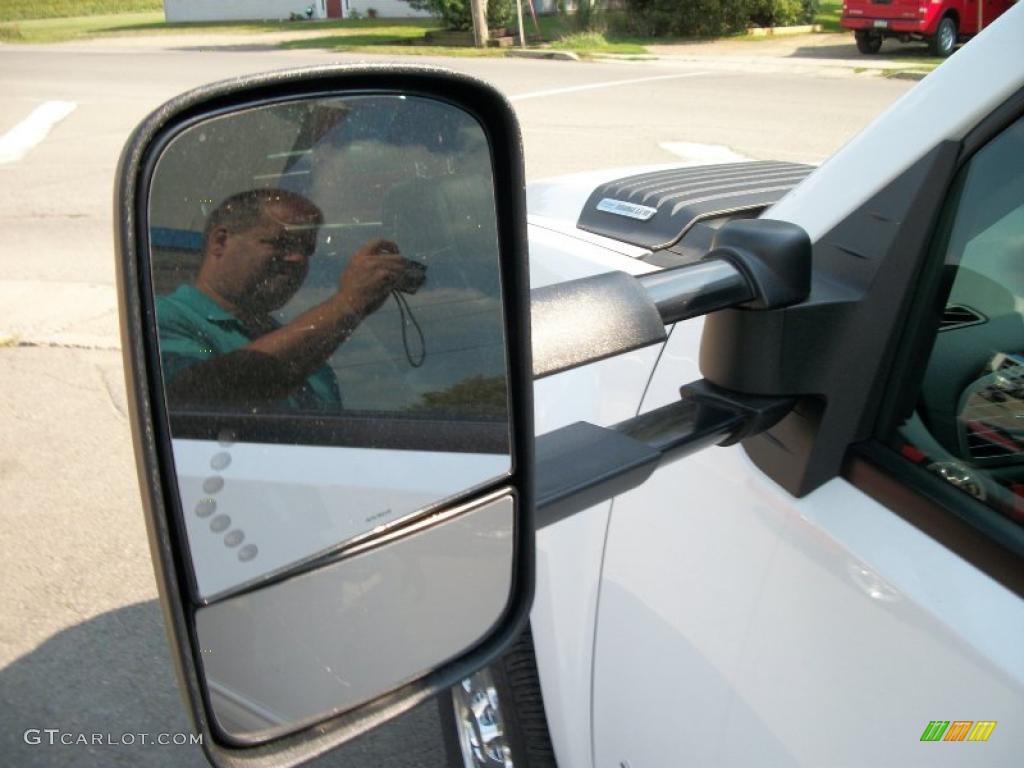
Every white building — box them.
[344,0,430,17]
[163,0,439,21]
[342,0,557,18]
[164,1,323,21]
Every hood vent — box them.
[576,161,813,250]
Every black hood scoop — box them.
[576,161,813,250]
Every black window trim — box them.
[846,443,1024,598]
[846,86,1024,589]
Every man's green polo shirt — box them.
[156,284,341,410]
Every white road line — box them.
[0,100,77,165]
[510,72,708,102]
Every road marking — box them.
[510,72,708,102]
[659,141,750,164]
[0,101,77,165]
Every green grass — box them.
[273,19,511,55]
[548,31,647,55]
[532,13,650,55]
[895,56,942,66]
[0,14,447,45]
[0,0,161,22]
[0,11,164,42]
[108,16,438,35]
[816,0,843,33]
[881,68,932,78]
[276,20,444,50]
[279,37,506,57]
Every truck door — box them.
[591,96,1024,768]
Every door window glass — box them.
[888,115,1024,529]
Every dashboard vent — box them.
[939,304,986,331]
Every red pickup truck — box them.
[841,0,1015,57]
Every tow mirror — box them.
[115,67,534,765]
[118,64,816,768]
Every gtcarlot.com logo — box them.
[920,721,997,742]
[24,729,203,747]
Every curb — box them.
[886,70,929,81]
[506,48,579,61]
[746,24,823,37]
[589,53,658,61]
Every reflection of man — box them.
[157,188,409,410]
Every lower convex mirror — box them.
[116,68,533,763]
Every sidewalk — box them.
[600,32,938,78]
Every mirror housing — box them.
[115,65,535,767]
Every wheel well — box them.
[943,10,959,29]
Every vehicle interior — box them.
[895,115,1024,524]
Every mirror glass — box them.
[147,94,511,600]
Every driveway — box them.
[643,31,941,76]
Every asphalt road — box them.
[0,38,913,768]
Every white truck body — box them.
[526,7,1024,764]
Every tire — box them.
[928,16,958,57]
[855,30,883,54]
[440,627,557,768]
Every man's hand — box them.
[338,239,408,316]
[191,238,413,406]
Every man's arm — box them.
[166,240,408,409]
[242,238,407,386]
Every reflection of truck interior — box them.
[841,0,1015,57]
[899,271,1024,524]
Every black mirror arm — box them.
[535,380,796,529]
[531,220,812,379]
[532,219,812,527]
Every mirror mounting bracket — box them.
[700,142,961,498]
[703,218,812,311]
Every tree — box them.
[402,0,515,32]
[617,0,819,36]
[470,0,489,46]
